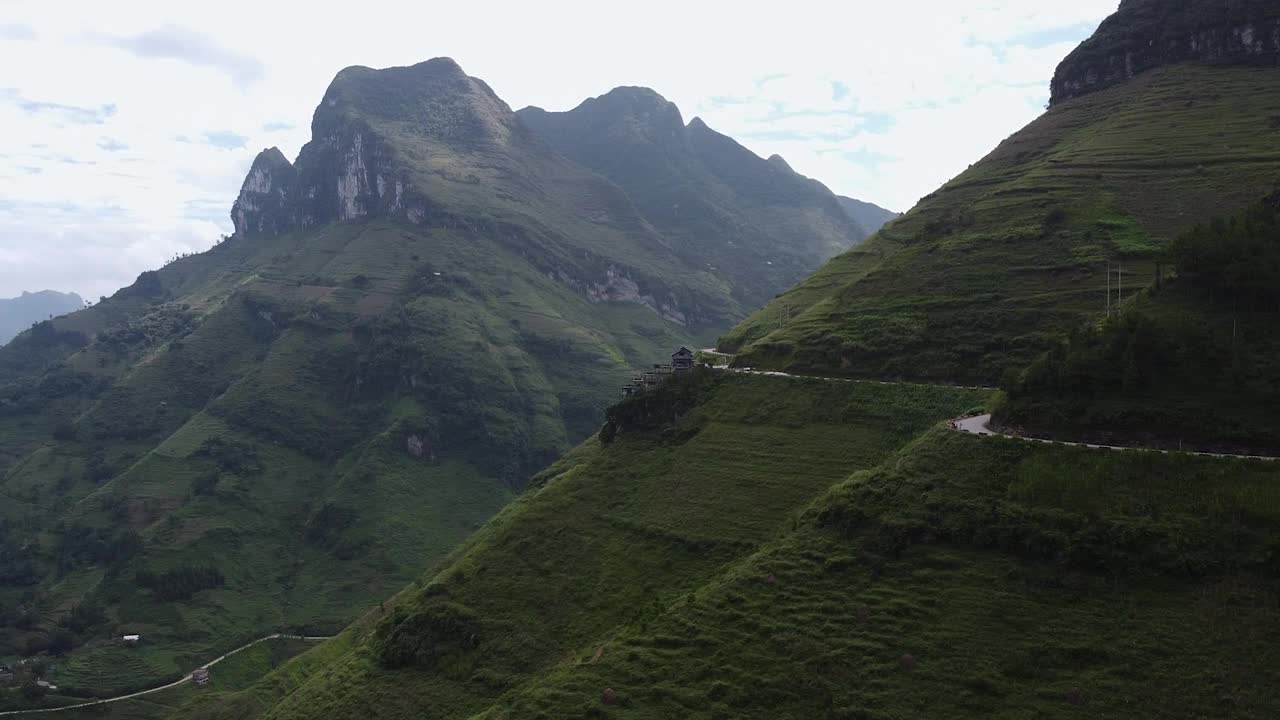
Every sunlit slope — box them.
[723,64,1280,382]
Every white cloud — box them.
[0,0,1120,298]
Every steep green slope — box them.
[0,220,688,698]
[482,429,1280,719]
[0,57,862,702]
[723,61,1280,382]
[170,373,1280,720]
[0,291,84,346]
[155,373,984,720]
[997,194,1280,454]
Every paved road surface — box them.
[953,414,1279,463]
[711,363,1275,462]
[0,634,331,716]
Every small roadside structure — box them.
[0,665,13,684]
[192,667,210,687]
[671,347,694,372]
[621,349,698,399]
[122,634,141,645]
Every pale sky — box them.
[0,0,1119,300]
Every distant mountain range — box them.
[836,195,898,234]
[0,290,83,345]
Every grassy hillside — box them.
[153,373,985,720]
[164,372,1280,720]
[0,219,700,700]
[997,195,1280,454]
[722,63,1280,383]
[481,429,1280,719]
[1,636,317,717]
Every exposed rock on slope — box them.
[1051,0,1280,104]
[232,147,297,238]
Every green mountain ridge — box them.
[0,57,871,704]
[517,87,870,312]
[722,59,1280,383]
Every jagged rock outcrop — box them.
[231,148,296,237]
[224,58,874,328]
[231,58,509,237]
[1051,0,1280,105]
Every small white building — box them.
[122,634,141,645]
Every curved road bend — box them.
[0,634,331,717]
[954,414,1279,463]
[707,364,1274,462]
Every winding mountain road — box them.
[953,414,1279,462]
[710,361,1277,462]
[0,634,331,717]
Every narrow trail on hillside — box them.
[0,634,332,717]
[710,365,1277,462]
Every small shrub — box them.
[375,602,480,670]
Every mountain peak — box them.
[317,56,513,135]
[231,58,533,238]
[1051,0,1280,104]
[575,86,685,131]
[767,154,793,171]
[231,147,297,237]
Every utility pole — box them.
[1106,261,1111,315]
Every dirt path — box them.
[0,634,331,716]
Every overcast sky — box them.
[0,0,1119,300]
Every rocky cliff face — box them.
[1051,0,1280,105]
[231,58,499,237]
[231,148,296,238]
